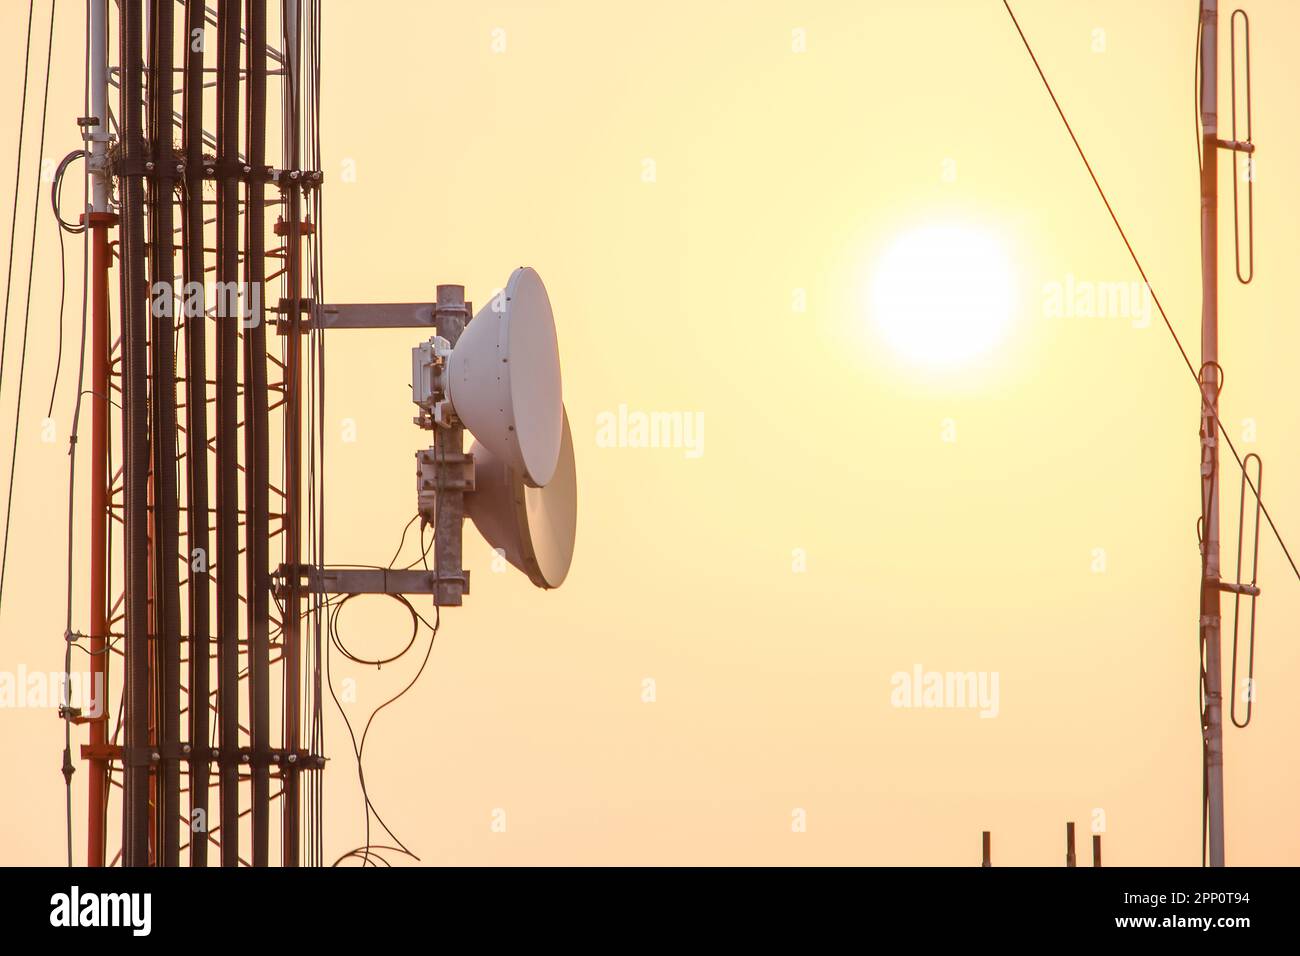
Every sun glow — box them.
[870,224,1016,369]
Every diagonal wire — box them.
[0,0,37,402]
[0,0,58,624]
[1001,0,1300,585]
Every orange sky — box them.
[1,0,1299,866]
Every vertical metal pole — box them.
[1199,0,1227,869]
[180,0,211,867]
[215,0,243,867]
[434,285,468,607]
[244,0,271,868]
[117,0,152,869]
[147,0,183,869]
[86,211,114,867]
[1066,821,1076,867]
[85,0,112,869]
[279,0,303,867]
[146,471,158,864]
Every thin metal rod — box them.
[244,0,271,867]
[117,0,152,869]
[148,0,184,868]
[181,0,211,867]
[279,0,303,867]
[214,0,243,867]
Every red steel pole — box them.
[85,209,116,867]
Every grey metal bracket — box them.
[276,564,470,605]
[314,302,437,330]
[416,447,474,525]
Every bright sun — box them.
[870,224,1016,369]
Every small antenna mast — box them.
[1197,0,1226,870]
[1195,0,1258,870]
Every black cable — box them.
[386,512,434,571]
[1001,0,1300,587]
[328,591,419,667]
[386,513,419,568]
[326,599,440,866]
[328,483,442,866]
[297,0,327,867]
[1004,0,1291,870]
[49,230,67,425]
[309,0,329,867]
[0,0,38,402]
[0,0,40,625]
[51,150,88,235]
[405,520,433,570]
[46,148,85,421]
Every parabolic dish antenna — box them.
[466,407,577,589]
[446,266,563,488]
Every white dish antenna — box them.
[409,267,576,592]
[445,267,563,488]
[466,408,577,589]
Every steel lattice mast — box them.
[81,0,320,867]
[77,0,567,869]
